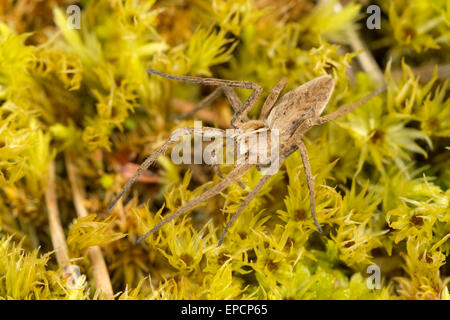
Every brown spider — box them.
[107,68,385,246]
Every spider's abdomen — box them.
[267,75,335,141]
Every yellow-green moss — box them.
[0,0,449,300]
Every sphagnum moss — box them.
[0,0,449,300]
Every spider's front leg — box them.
[205,135,244,188]
[259,77,288,121]
[147,68,263,128]
[107,126,224,213]
[169,86,243,121]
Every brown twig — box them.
[45,160,81,285]
[346,28,385,83]
[45,160,71,267]
[65,153,114,298]
[332,1,385,83]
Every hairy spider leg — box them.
[280,85,387,232]
[107,126,225,213]
[218,172,274,246]
[208,138,225,179]
[279,139,323,232]
[292,85,387,140]
[169,86,243,120]
[297,139,322,232]
[204,135,246,189]
[147,68,263,128]
[206,137,246,190]
[223,86,243,113]
[259,77,288,121]
[170,87,223,120]
[136,163,253,244]
[315,85,387,125]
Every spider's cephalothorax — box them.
[107,69,385,246]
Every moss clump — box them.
[0,0,449,300]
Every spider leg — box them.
[208,136,246,188]
[170,86,243,121]
[230,161,247,189]
[218,173,272,246]
[107,126,224,213]
[259,77,288,121]
[169,87,223,120]
[136,163,253,244]
[148,68,260,90]
[285,85,387,145]
[148,68,262,128]
[222,86,242,113]
[297,139,322,233]
[210,139,225,179]
[212,164,224,179]
[310,85,386,126]
[212,158,246,189]
[276,86,386,232]
[231,87,263,128]
[237,180,246,189]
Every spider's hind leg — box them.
[136,163,253,244]
[297,139,322,233]
[218,173,272,246]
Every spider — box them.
[107,68,385,246]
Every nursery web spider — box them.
[108,68,385,246]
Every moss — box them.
[0,0,449,300]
